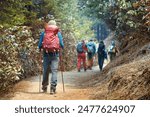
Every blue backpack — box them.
[87,42,94,53]
[76,42,83,53]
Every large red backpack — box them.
[42,25,60,53]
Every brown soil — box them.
[88,31,150,100]
[90,54,150,100]
[7,66,101,100]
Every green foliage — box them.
[0,0,37,27]
[0,26,39,94]
[40,0,94,40]
[79,0,150,34]
[0,0,94,39]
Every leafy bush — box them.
[0,26,39,94]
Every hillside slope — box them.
[91,54,150,99]
[88,32,150,100]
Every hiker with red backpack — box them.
[38,20,64,94]
[76,40,87,72]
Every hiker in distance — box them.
[108,40,119,61]
[86,38,96,70]
[97,40,107,71]
[38,20,64,94]
[76,40,87,72]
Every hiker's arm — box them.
[58,32,64,49]
[38,32,45,50]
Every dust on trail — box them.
[11,66,101,100]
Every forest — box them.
[0,0,150,99]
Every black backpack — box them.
[98,43,107,59]
[98,43,105,54]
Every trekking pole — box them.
[61,68,65,93]
[59,50,65,93]
[39,51,42,93]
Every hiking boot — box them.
[50,91,53,95]
[50,85,56,95]
[53,87,56,94]
[99,67,103,71]
[42,87,47,93]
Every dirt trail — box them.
[11,66,101,100]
